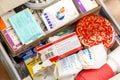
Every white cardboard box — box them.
[36,32,82,62]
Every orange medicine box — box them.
[0,18,7,31]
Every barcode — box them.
[45,52,54,59]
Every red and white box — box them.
[36,32,82,62]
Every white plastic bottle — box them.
[78,43,107,69]
[107,46,120,73]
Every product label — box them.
[43,13,54,29]
[57,54,82,78]
[20,47,42,80]
[41,0,79,31]
[36,32,82,62]
[60,54,81,71]
[2,27,22,50]
[78,43,107,69]
[78,48,96,66]
[8,8,44,44]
